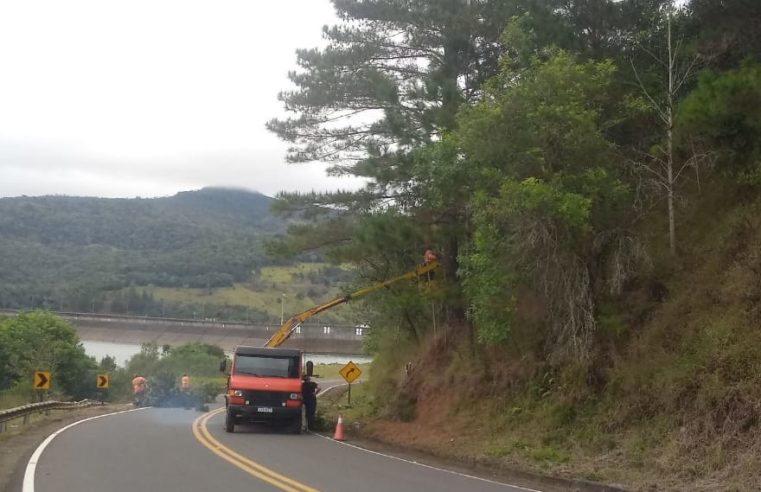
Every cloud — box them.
[0,0,363,198]
[0,138,365,198]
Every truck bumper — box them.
[227,404,301,423]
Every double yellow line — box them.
[192,408,319,492]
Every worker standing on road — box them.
[302,376,320,430]
[180,373,192,409]
[132,374,147,407]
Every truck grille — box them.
[242,390,287,407]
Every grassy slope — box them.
[142,263,352,322]
[343,196,761,491]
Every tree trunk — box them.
[667,14,676,256]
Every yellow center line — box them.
[191,408,320,492]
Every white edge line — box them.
[311,433,544,492]
[22,407,148,492]
[316,382,347,397]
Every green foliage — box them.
[102,342,226,405]
[460,220,517,344]
[458,52,619,184]
[268,0,520,165]
[0,311,97,399]
[678,61,761,183]
[688,0,761,70]
[124,342,225,379]
[462,179,594,345]
[0,188,290,316]
[457,52,630,353]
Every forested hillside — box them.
[0,187,349,321]
[268,0,761,489]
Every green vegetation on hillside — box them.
[0,188,355,323]
[267,0,761,489]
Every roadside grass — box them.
[315,382,375,432]
[259,263,327,284]
[313,360,374,433]
[0,389,30,411]
[146,284,336,320]
[0,386,58,410]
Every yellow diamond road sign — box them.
[97,374,110,389]
[34,371,51,390]
[339,361,362,384]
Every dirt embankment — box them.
[326,201,761,492]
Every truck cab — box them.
[221,346,307,433]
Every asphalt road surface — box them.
[25,405,540,492]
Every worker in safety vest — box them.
[132,375,147,407]
[180,373,192,409]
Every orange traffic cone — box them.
[333,415,345,441]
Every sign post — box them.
[34,371,51,405]
[338,361,362,406]
[97,374,110,403]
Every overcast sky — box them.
[0,0,366,198]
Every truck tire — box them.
[289,408,305,434]
[225,411,235,433]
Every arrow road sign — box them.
[97,374,110,389]
[34,371,51,390]
[339,361,362,384]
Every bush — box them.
[0,311,97,400]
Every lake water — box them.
[81,340,372,367]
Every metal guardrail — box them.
[0,399,101,432]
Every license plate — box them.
[257,407,273,413]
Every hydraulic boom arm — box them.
[264,260,439,348]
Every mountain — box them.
[0,188,291,314]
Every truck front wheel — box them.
[289,407,306,434]
[225,411,235,433]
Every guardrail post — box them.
[0,421,6,433]
[23,413,30,424]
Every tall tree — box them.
[267,0,525,297]
[630,5,701,255]
[268,0,519,167]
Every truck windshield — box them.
[234,355,299,378]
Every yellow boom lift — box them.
[264,260,439,348]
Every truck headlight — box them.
[232,390,244,397]
[289,393,302,400]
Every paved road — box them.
[27,406,538,492]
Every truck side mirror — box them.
[305,360,314,378]
[219,358,228,373]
